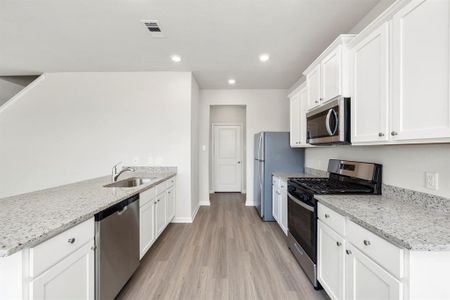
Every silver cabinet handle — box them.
[315,100,319,104]
[336,241,342,247]
[346,250,352,255]
[363,240,371,246]
[237,161,241,164]
[324,214,330,218]
[154,201,157,204]
[391,131,398,136]
[378,132,384,137]
[68,238,76,244]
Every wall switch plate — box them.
[425,172,439,190]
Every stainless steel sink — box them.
[104,177,155,188]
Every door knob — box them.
[237,161,241,164]
[346,250,352,255]
[391,131,398,136]
[378,132,384,137]
[336,241,342,247]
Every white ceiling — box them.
[0,0,379,89]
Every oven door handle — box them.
[288,193,314,212]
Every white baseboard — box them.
[171,217,193,223]
[245,201,255,206]
[209,189,214,194]
[191,204,200,222]
[199,201,210,206]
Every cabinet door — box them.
[346,244,402,300]
[272,188,280,222]
[166,187,175,223]
[307,64,321,110]
[289,93,301,147]
[317,221,345,300]
[30,241,95,300]
[391,0,450,141]
[140,201,155,259]
[156,193,166,236]
[299,85,309,146]
[321,47,342,102]
[351,22,390,144]
[279,180,288,235]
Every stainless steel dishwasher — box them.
[95,194,140,300]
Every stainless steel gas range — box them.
[287,159,382,289]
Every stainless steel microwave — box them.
[306,97,350,145]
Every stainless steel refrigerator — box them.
[254,132,305,221]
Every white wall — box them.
[0,76,38,107]
[0,72,198,221]
[209,105,247,192]
[190,76,200,219]
[199,89,289,206]
[306,144,450,198]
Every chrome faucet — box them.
[112,163,135,182]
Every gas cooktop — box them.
[289,177,373,194]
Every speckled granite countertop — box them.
[0,167,176,257]
[273,167,328,180]
[316,188,450,251]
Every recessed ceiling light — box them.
[171,55,181,63]
[228,78,236,85]
[259,54,270,62]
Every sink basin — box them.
[104,177,156,188]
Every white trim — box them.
[199,201,211,206]
[191,204,200,222]
[245,201,255,207]
[211,123,244,193]
[171,217,193,223]
[0,74,45,115]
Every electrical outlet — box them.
[425,172,439,190]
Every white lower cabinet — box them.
[155,192,166,236]
[346,243,402,300]
[139,176,176,259]
[30,241,95,300]
[317,220,345,300]
[140,200,156,259]
[272,176,288,235]
[166,186,176,222]
[317,203,403,300]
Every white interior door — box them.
[213,125,242,192]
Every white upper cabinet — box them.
[289,83,309,147]
[304,35,355,111]
[391,0,450,142]
[350,22,390,144]
[321,46,342,102]
[289,90,301,147]
[306,64,322,110]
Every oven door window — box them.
[307,106,340,139]
[288,197,316,262]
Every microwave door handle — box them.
[325,109,339,135]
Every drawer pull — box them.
[324,214,330,218]
[346,250,352,255]
[336,241,342,247]
[67,238,76,244]
[363,240,371,246]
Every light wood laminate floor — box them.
[118,193,328,300]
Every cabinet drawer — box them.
[140,187,156,207]
[318,203,346,236]
[29,218,94,277]
[167,177,176,188]
[156,181,168,195]
[347,221,403,278]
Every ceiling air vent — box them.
[142,20,164,38]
